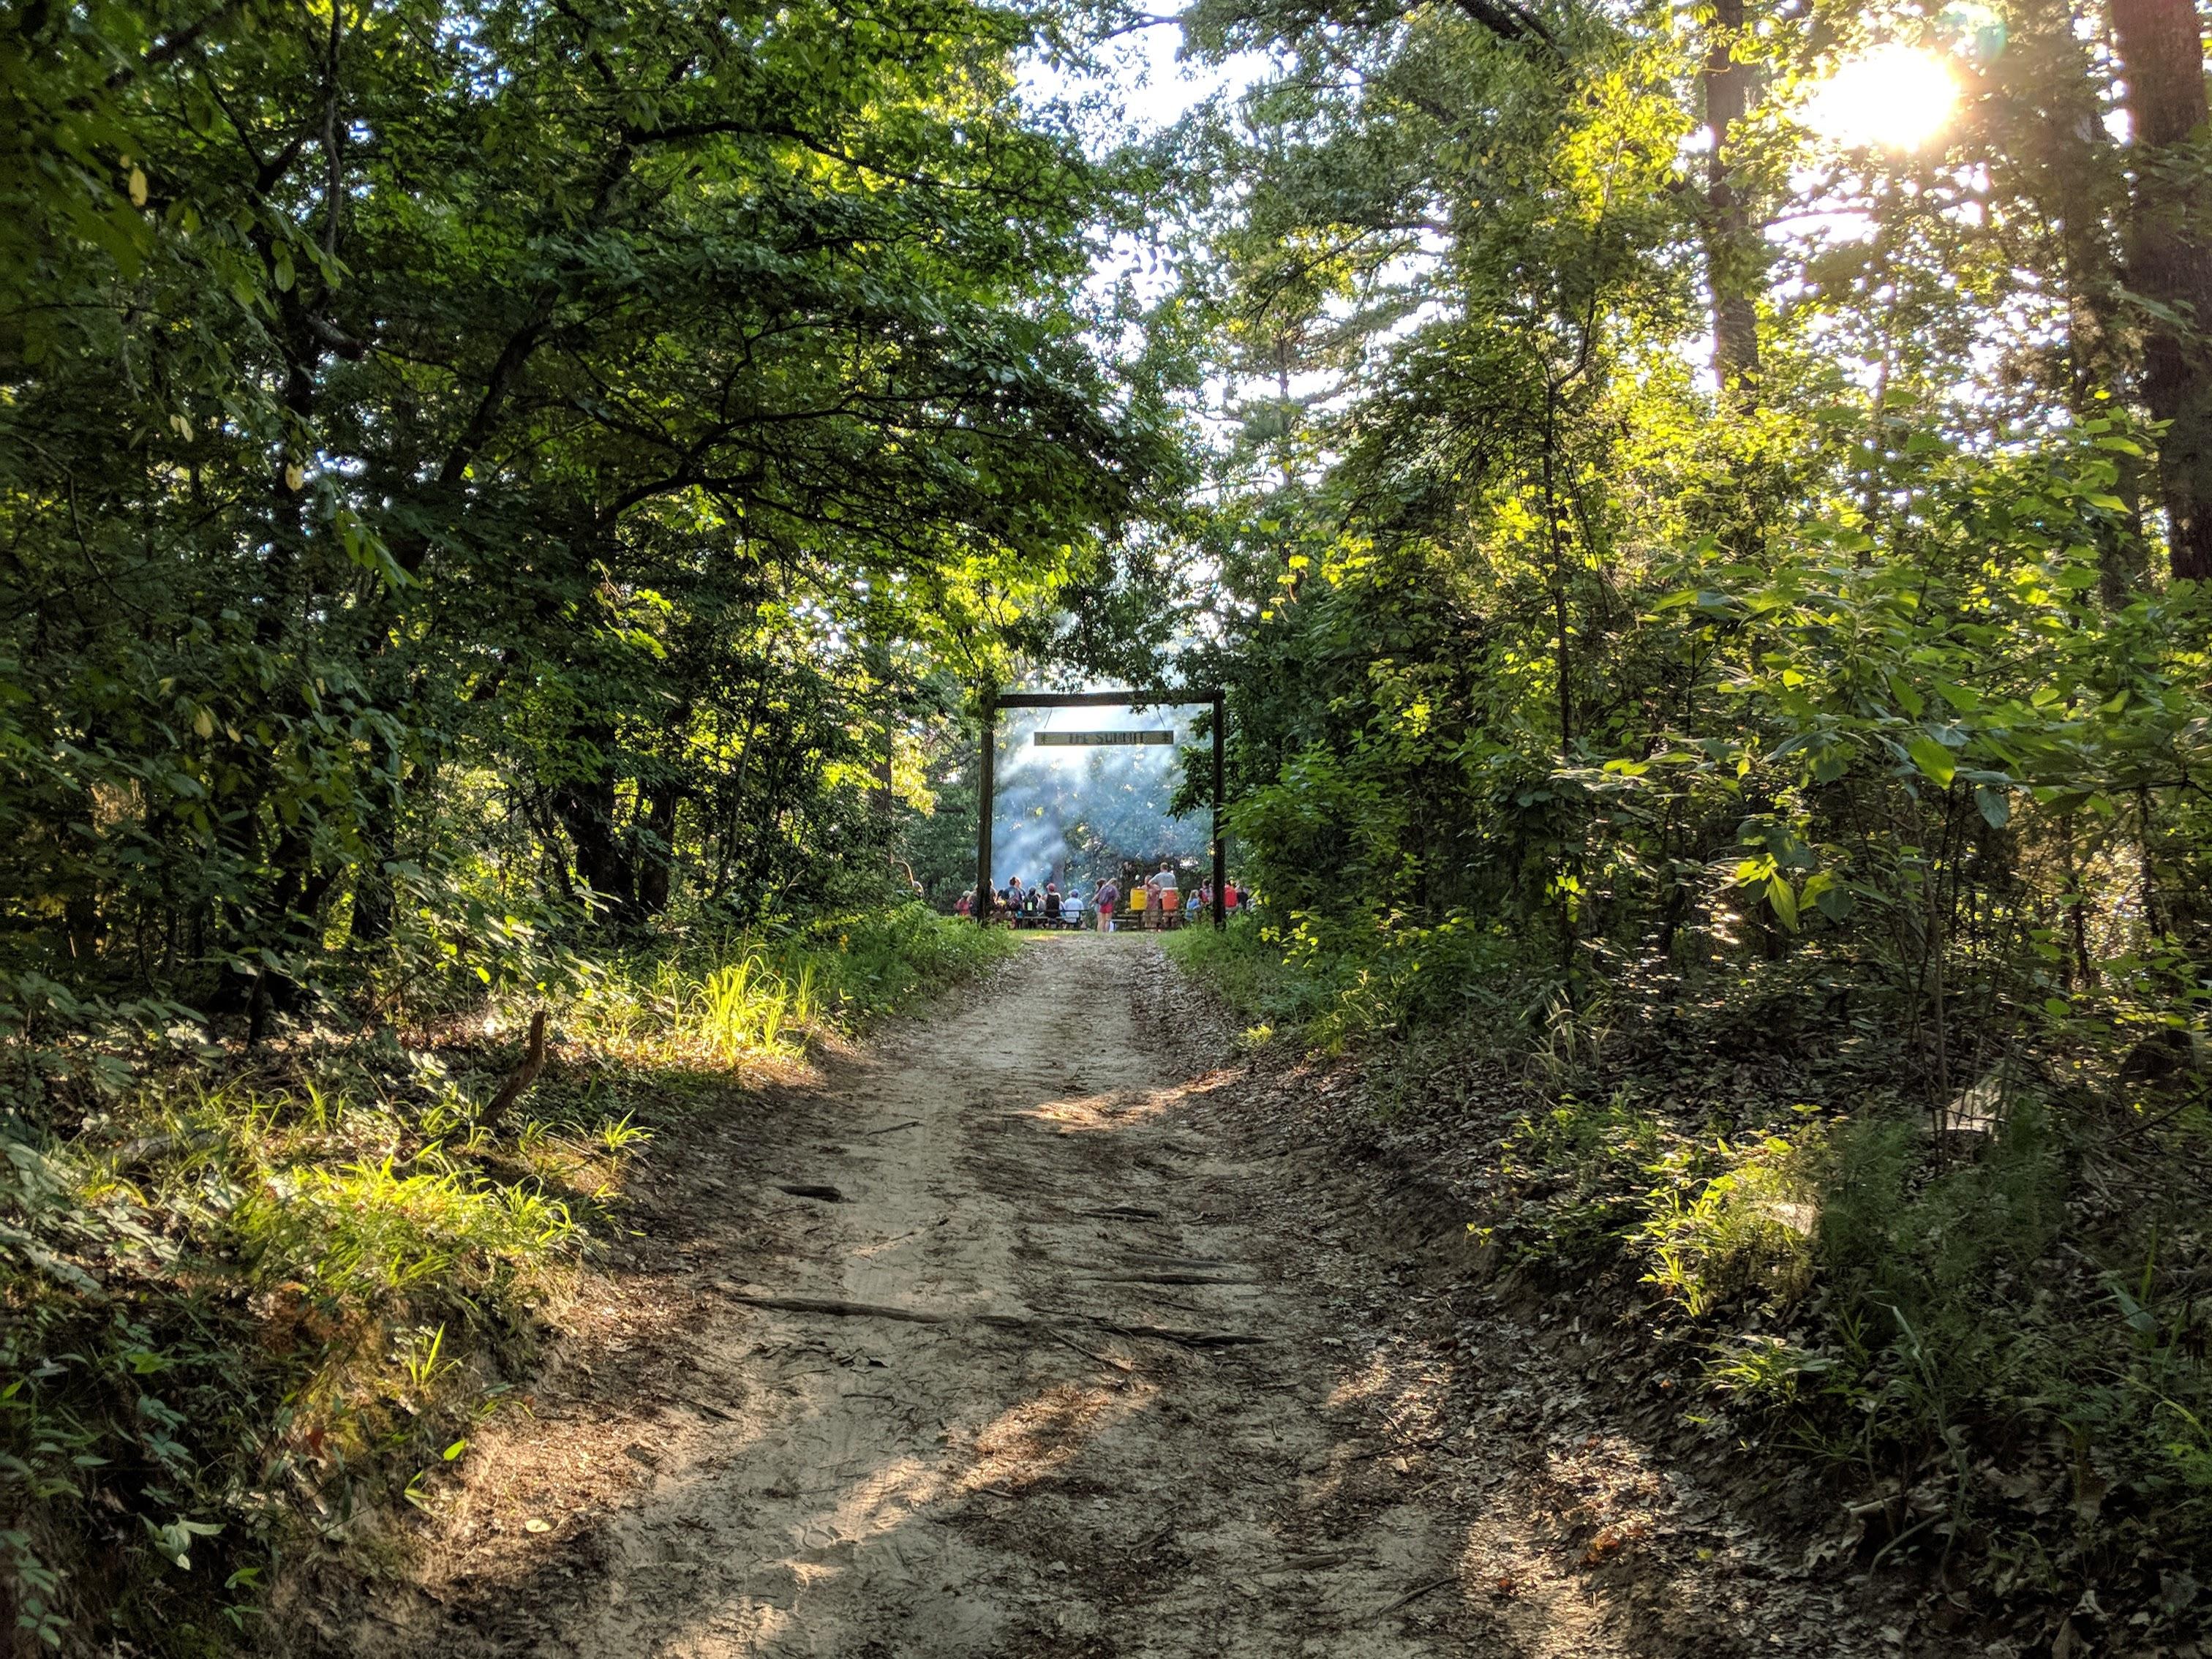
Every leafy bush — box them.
[1492,1091,1663,1267]
[1167,908,1515,1052]
[1164,914,1333,1036]
[1639,1132,1824,1317]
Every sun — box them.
[1802,44,1958,153]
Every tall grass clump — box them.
[557,904,1015,1066]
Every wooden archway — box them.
[975,687,1226,928]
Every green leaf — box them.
[1974,784,2010,829]
[1907,736,1957,788]
[1766,874,1799,931]
[1933,681,1979,712]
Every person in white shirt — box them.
[1152,865,1177,929]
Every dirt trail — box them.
[339,935,1936,1659]
[364,935,1503,1658]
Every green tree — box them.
[0,0,1181,1034]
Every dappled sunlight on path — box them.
[361,936,1563,1657]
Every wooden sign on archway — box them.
[976,687,1226,928]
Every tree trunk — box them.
[554,768,637,929]
[2110,0,2212,582]
[635,786,680,918]
[1703,0,1761,402]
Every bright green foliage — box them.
[1165,0,2212,1613]
[1637,1133,1821,1317]
[1168,908,1513,1050]
[564,904,1018,1061]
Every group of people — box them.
[951,868,1248,932]
[1090,868,1246,933]
[1094,865,1172,933]
[953,876,1086,927]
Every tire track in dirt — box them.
[353,936,1506,1658]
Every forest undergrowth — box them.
[1,907,1012,1654]
[1171,919,2211,1649]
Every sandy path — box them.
[369,935,1486,1658]
[333,932,1975,1659]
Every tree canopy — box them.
[1154,0,2212,1613]
[1,0,1184,1037]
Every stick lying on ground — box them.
[716,1290,1261,1350]
[1105,1323,1268,1349]
[1376,1575,1459,1617]
[723,1293,951,1325]
[1039,1326,1142,1376]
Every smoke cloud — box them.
[988,703,1211,892]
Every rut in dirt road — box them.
[388,935,1491,1658]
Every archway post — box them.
[975,687,1225,929]
[1211,690,1226,929]
[975,688,997,924]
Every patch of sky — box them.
[1017,16,1270,157]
